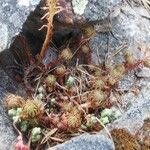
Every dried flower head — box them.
[89,90,105,107]
[82,25,96,38]
[111,64,125,77]
[81,45,90,54]
[59,48,73,61]
[61,101,73,112]
[5,93,25,109]
[144,57,150,68]
[94,69,102,77]
[21,99,44,120]
[59,107,82,131]
[45,74,56,87]
[107,76,118,86]
[55,65,66,76]
[124,51,136,65]
[95,79,105,89]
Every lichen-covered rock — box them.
[57,0,122,25]
[107,78,150,134]
[88,2,150,64]
[0,0,40,53]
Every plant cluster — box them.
[5,47,150,149]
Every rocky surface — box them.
[49,134,114,150]
[0,0,150,150]
[0,0,41,149]
[0,69,18,150]
[0,0,41,53]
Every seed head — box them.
[45,74,56,87]
[55,65,66,76]
[60,107,82,131]
[95,79,105,89]
[89,90,105,107]
[5,94,25,109]
[144,57,150,68]
[81,45,90,54]
[110,64,125,79]
[59,48,73,61]
[124,51,136,65]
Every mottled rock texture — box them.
[0,0,41,53]
[48,134,114,150]
[0,0,150,150]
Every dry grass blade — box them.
[141,0,150,12]
[49,137,64,143]
[38,0,64,62]
[41,128,58,144]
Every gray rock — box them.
[135,67,150,78]
[83,0,122,22]
[57,0,122,26]
[0,0,150,150]
[0,0,40,52]
[89,3,150,64]
[0,23,8,53]
[107,81,150,134]
[48,134,114,150]
[0,70,18,150]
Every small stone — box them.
[72,0,88,15]
[135,67,150,78]
[29,0,40,5]
[0,23,8,52]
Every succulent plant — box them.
[59,48,73,61]
[124,51,136,65]
[8,107,22,123]
[55,65,66,76]
[20,121,29,132]
[100,108,122,123]
[31,127,42,143]
[13,116,21,123]
[100,116,110,125]
[5,94,25,109]
[21,99,44,120]
[110,64,125,79]
[89,90,105,107]
[45,74,56,87]
[101,108,113,118]
[66,76,75,88]
[36,93,44,101]
[38,86,45,93]
[59,107,82,131]
[110,109,122,121]
[81,45,90,54]
[95,79,105,89]
[8,108,17,118]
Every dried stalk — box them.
[39,0,64,62]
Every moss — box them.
[111,128,141,150]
